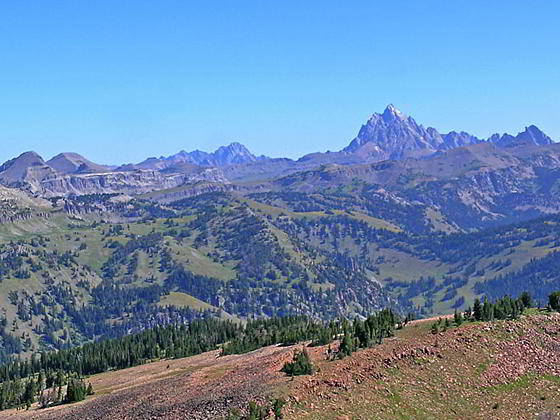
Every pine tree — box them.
[454,309,463,325]
[482,298,494,321]
[339,331,354,358]
[35,371,44,398]
[520,291,533,309]
[65,378,87,403]
[473,298,482,321]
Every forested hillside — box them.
[1,186,560,365]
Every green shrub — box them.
[281,349,314,376]
[549,292,560,311]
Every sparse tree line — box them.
[474,251,560,303]
[269,202,560,316]
[431,291,560,334]
[0,286,557,412]
[0,370,93,411]
[0,308,399,412]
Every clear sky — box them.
[0,1,558,164]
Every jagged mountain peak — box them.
[489,125,554,148]
[343,105,444,160]
[136,142,263,170]
[517,125,554,146]
[341,105,554,163]
[442,131,482,150]
[381,104,407,122]
[221,141,248,150]
[212,142,257,165]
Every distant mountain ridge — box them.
[340,104,553,162]
[0,105,555,195]
[344,104,457,160]
[136,142,268,170]
[0,150,229,196]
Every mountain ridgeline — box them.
[1,105,560,364]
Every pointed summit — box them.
[517,125,554,146]
[489,125,554,147]
[343,105,444,160]
[382,104,406,122]
[212,142,257,165]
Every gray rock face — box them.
[38,168,229,197]
[0,150,230,197]
[519,125,554,145]
[212,142,259,165]
[442,131,483,149]
[0,106,554,198]
[344,105,446,160]
[0,151,50,182]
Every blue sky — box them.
[0,1,558,164]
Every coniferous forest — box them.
[0,290,559,411]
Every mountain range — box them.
[2,104,560,365]
[0,105,555,198]
[134,142,266,170]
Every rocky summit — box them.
[343,104,450,160]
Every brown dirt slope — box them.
[287,312,560,420]
[2,345,296,420]
[3,312,560,420]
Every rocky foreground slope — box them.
[5,312,560,420]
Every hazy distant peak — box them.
[0,151,45,172]
[442,131,482,149]
[136,142,264,169]
[47,152,110,174]
[340,104,555,163]
[489,125,554,148]
[518,125,554,145]
[0,150,54,187]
